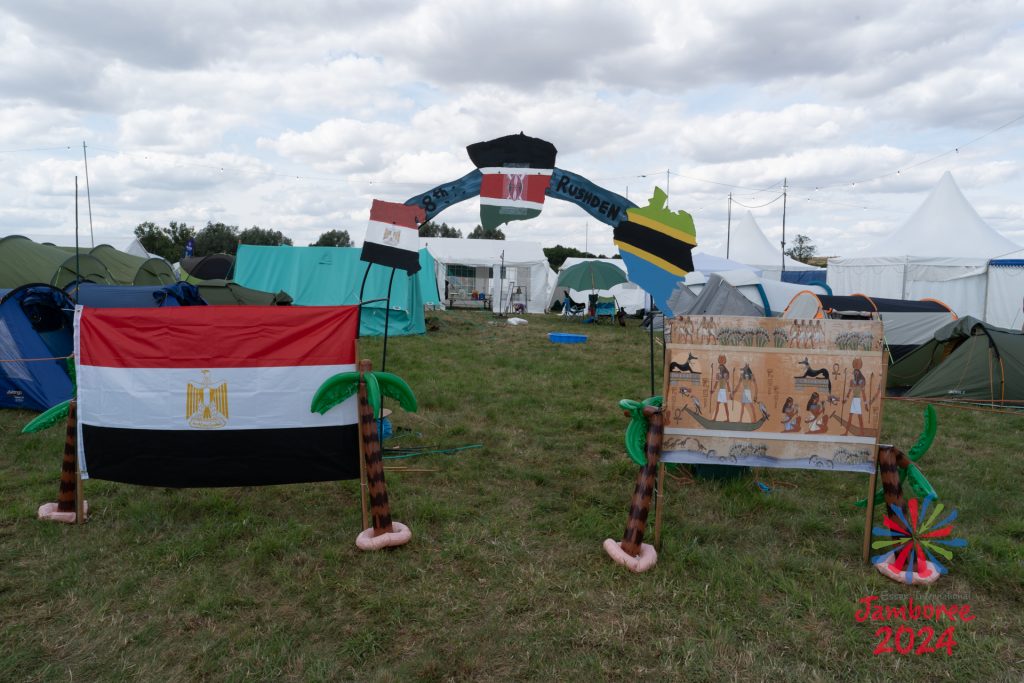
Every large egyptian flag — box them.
[613,187,696,277]
[360,199,425,274]
[75,306,360,487]
[467,133,557,230]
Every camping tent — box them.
[233,245,428,336]
[670,273,764,317]
[722,211,820,279]
[887,316,1024,404]
[783,292,957,362]
[178,253,236,283]
[985,253,1024,330]
[422,238,555,314]
[69,282,208,308]
[0,284,74,411]
[684,269,830,317]
[828,172,1019,320]
[0,235,114,289]
[194,280,293,306]
[57,244,177,285]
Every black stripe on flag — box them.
[613,221,695,273]
[359,241,421,274]
[82,424,360,487]
[466,133,557,170]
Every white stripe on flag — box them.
[478,167,554,176]
[364,219,419,252]
[78,364,358,431]
[479,197,545,210]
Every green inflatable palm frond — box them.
[22,399,71,434]
[310,371,360,415]
[374,372,418,413]
[907,404,937,462]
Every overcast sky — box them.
[2,0,1022,260]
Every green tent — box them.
[888,316,1024,404]
[196,279,293,306]
[81,244,177,285]
[0,235,114,288]
[233,245,431,336]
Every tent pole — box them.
[381,268,396,373]
[356,262,373,340]
[74,177,80,287]
[780,178,788,273]
[649,293,656,397]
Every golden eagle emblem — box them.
[186,369,228,429]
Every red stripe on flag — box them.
[369,200,424,229]
[79,306,358,368]
[480,173,550,204]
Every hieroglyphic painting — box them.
[662,316,886,473]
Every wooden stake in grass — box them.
[604,398,663,572]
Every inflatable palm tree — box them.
[604,395,663,572]
[311,359,417,550]
[23,359,84,523]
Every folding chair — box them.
[562,290,586,318]
[594,295,619,323]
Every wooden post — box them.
[862,446,879,563]
[654,461,666,550]
[75,467,85,525]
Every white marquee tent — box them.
[422,238,556,314]
[828,172,1019,320]
[722,211,819,278]
[985,252,1024,330]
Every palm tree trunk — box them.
[619,406,664,556]
[358,367,393,536]
[57,400,78,513]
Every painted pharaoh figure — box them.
[732,363,759,423]
[712,355,731,422]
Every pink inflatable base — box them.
[356,521,412,551]
[873,551,942,586]
[603,538,657,572]
[38,501,88,524]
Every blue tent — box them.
[67,282,206,308]
[0,284,75,411]
[234,245,432,336]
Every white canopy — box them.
[722,211,818,277]
[828,172,1019,319]
[423,238,556,314]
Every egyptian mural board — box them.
[661,315,886,473]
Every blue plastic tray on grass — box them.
[548,332,588,344]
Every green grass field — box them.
[2,310,1022,681]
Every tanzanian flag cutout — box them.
[614,187,696,277]
[467,133,557,230]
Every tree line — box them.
[135,219,514,262]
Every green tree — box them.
[133,221,196,262]
[239,226,293,247]
[194,222,240,255]
[785,234,817,263]
[467,224,505,240]
[419,221,462,238]
[310,229,353,247]
[543,244,599,270]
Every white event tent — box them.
[828,172,1019,320]
[722,211,819,278]
[422,238,556,314]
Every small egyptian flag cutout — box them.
[360,200,425,274]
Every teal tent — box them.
[234,245,428,336]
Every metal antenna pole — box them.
[726,193,733,259]
[781,178,788,273]
[74,177,80,285]
[82,141,94,247]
